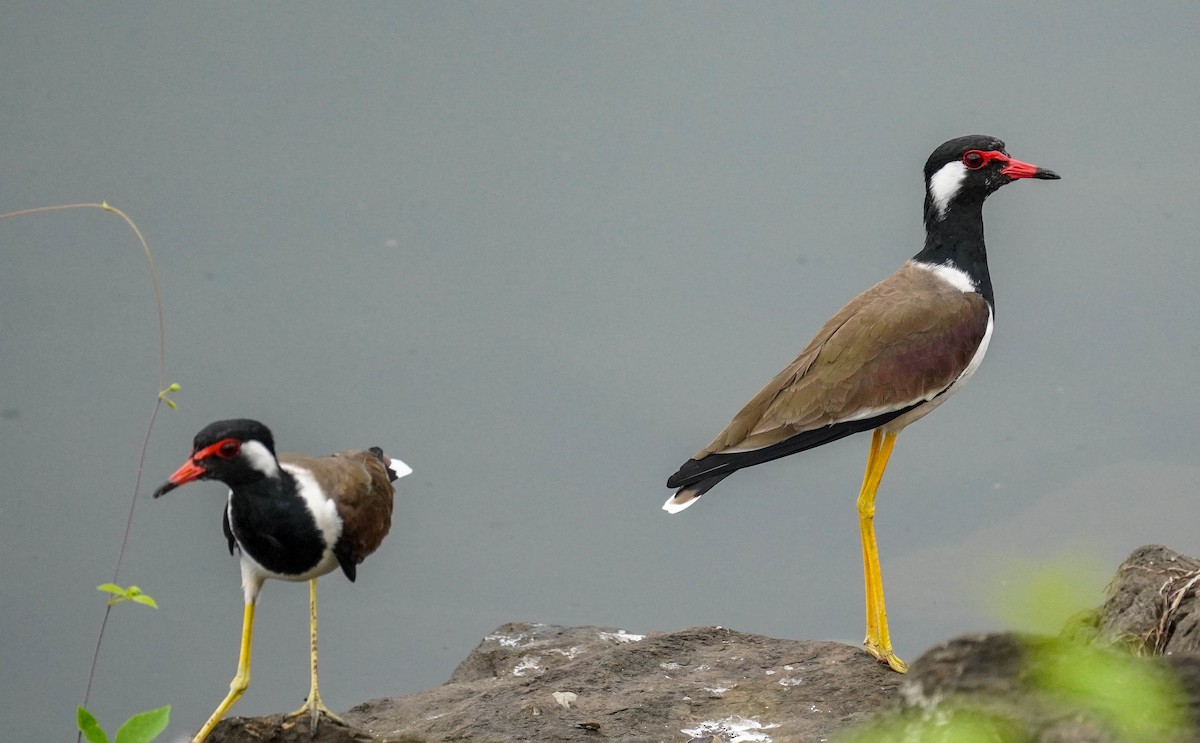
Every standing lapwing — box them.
[664,135,1059,672]
[153,419,411,741]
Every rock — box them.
[347,623,900,742]
[1094,544,1200,655]
[206,713,382,743]
[204,544,1200,742]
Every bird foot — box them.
[864,640,908,673]
[286,693,345,736]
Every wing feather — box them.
[693,262,990,462]
[279,450,395,573]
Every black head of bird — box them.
[152,418,278,497]
[923,134,1059,220]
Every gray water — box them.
[3,4,1199,741]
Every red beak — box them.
[151,457,206,498]
[1001,157,1060,180]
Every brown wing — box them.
[280,450,395,576]
[696,261,990,459]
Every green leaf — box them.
[838,702,1023,743]
[131,593,159,609]
[77,706,110,743]
[99,583,133,606]
[114,705,170,743]
[1030,641,1188,740]
[990,557,1108,635]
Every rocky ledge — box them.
[208,545,1200,742]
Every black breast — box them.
[226,474,326,576]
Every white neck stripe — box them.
[912,260,977,292]
[240,440,280,477]
[928,160,967,219]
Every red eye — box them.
[217,440,241,458]
[962,150,987,169]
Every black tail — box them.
[666,406,914,492]
[368,446,402,482]
[661,472,733,513]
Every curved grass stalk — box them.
[1,202,174,741]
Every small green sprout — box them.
[78,705,170,743]
[157,382,181,410]
[97,584,158,609]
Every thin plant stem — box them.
[1,202,170,739]
[0,202,166,387]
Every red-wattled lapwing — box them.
[664,135,1059,672]
[152,419,411,742]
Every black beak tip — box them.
[151,482,176,499]
[1035,168,1061,180]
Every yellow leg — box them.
[858,431,884,656]
[192,600,256,743]
[286,578,344,732]
[856,430,907,673]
